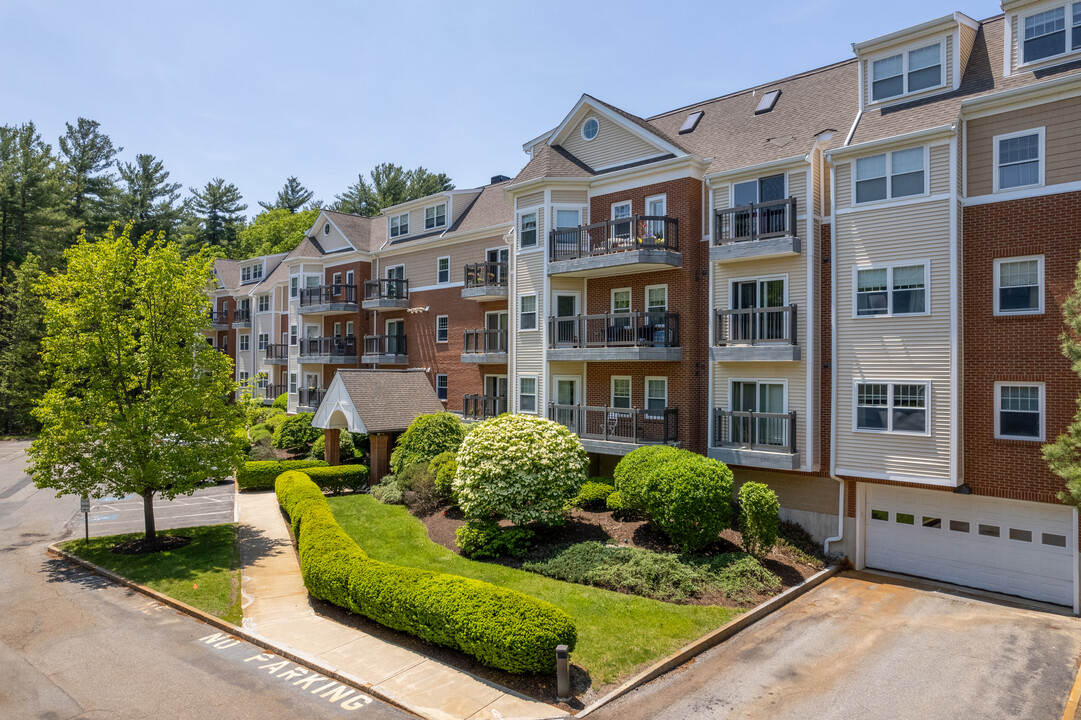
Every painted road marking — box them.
[198,632,377,713]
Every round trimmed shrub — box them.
[572,480,615,510]
[273,412,321,453]
[614,445,683,512]
[429,451,459,502]
[738,481,780,559]
[265,412,287,432]
[605,490,625,511]
[272,393,288,410]
[390,412,466,475]
[455,414,588,527]
[644,453,734,553]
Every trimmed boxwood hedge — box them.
[304,465,370,495]
[276,471,577,673]
[236,459,328,491]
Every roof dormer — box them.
[1003,0,1081,76]
[853,12,979,110]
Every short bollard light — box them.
[556,644,570,701]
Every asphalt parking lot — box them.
[81,481,235,536]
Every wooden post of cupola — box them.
[324,428,341,466]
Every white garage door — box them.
[865,484,1076,607]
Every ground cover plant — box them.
[61,524,242,624]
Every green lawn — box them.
[61,524,242,625]
[328,495,741,687]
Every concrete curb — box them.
[46,542,428,720]
[576,563,843,717]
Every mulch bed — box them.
[418,503,824,607]
[110,535,191,555]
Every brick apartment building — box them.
[209,0,1081,610]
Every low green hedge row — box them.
[275,471,577,673]
[236,459,328,491]
[305,465,370,494]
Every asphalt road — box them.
[0,440,414,720]
[591,571,1081,720]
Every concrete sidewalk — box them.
[237,490,563,720]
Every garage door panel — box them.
[865,485,1075,607]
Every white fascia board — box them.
[549,94,686,159]
[827,123,956,160]
[852,13,960,53]
[961,74,1081,119]
[703,154,808,185]
[522,128,556,153]
[503,177,591,201]
[311,373,367,433]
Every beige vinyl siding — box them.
[450,191,481,225]
[514,203,546,411]
[835,162,852,209]
[811,150,823,217]
[551,190,588,204]
[929,144,951,195]
[518,192,544,210]
[320,220,353,252]
[966,95,1081,196]
[561,113,662,170]
[822,152,833,216]
[713,361,807,439]
[833,199,952,481]
[957,123,965,196]
[1010,12,1019,73]
[835,142,949,209]
[959,23,977,73]
[383,235,503,289]
[862,33,954,107]
[731,469,840,516]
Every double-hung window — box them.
[1022,4,1081,63]
[258,295,269,313]
[436,315,449,343]
[239,333,250,351]
[871,42,942,101]
[645,377,667,419]
[855,263,927,316]
[290,324,298,345]
[611,377,631,409]
[855,148,925,203]
[241,266,252,282]
[994,256,1043,315]
[290,276,298,298]
[996,383,1044,440]
[436,374,448,401]
[257,333,269,351]
[390,213,409,238]
[289,373,298,394]
[425,203,446,230]
[519,377,537,413]
[437,256,450,284]
[856,382,928,434]
[520,294,537,331]
[252,263,263,281]
[519,212,537,249]
[994,128,1044,192]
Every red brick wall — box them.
[586,177,708,454]
[962,192,1081,504]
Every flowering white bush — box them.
[454,414,588,526]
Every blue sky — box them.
[1,0,1003,217]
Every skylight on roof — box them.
[679,111,703,134]
[754,90,781,115]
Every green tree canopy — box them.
[57,118,121,236]
[0,254,46,434]
[0,122,71,273]
[237,207,318,257]
[116,153,183,242]
[259,176,314,213]
[1045,255,1081,507]
[27,225,246,542]
[183,177,248,257]
[333,163,453,217]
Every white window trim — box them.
[645,376,669,413]
[611,200,632,220]
[1018,2,1081,68]
[385,317,404,336]
[519,293,538,332]
[435,373,448,400]
[257,295,270,312]
[852,145,930,205]
[644,284,668,313]
[727,274,790,308]
[385,263,405,280]
[552,291,580,316]
[993,127,1046,193]
[867,36,948,104]
[332,322,341,338]
[581,116,600,142]
[994,255,1045,315]
[424,202,447,230]
[435,314,449,343]
[238,333,250,351]
[346,270,354,286]
[345,321,354,337]
[852,380,932,436]
[732,173,788,207]
[322,222,331,236]
[994,381,1046,441]
[519,375,538,414]
[289,324,298,345]
[290,276,298,298]
[436,256,451,285]
[644,193,667,217]
[304,323,320,339]
[851,260,931,318]
[389,212,409,238]
[552,375,581,406]
[257,332,269,350]
[611,375,632,408]
[728,378,788,413]
[289,372,298,394]
[517,209,540,251]
[611,287,632,313]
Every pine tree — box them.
[333,163,454,217]
[57,118,121,236]
[0,254,45,434]
[116,154,183,241]
[1045,255,1081,506]
[0,122,70,274]
[184,178,248,257]
[258,176,314,214]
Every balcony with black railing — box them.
[262,383,288,405]
[265,343,289,364]
[712,305,800,362]
[298,284,358,314]
[712,197,801,263]
[209,310,229,329]
[362,278,410,311]
[231,307,251,328]
[461,328,509,364]
[361,334,408,364]
[710,408,800,470]
[298,387,326,410]
[463,394,507,421]
[548,216,680,277]
[547,404,679,455]
[297,336,358,364]
[462,261,508,301]
[547,311,681,361]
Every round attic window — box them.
[582,117,599,141]
[323,222,330,236]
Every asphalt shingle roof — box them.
[337,369,447,433]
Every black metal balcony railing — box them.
[265,343,289,361]
[714,305,798,346]
[549,216,679,262]
[714,197,797,245]
[209,310,229,324]
[364,278,409,301]
[264,383,287,400]
[298,336,357,357]
[712,408,797,453]
[299,284,357,307]
[547,312,679,349]
[463,328,509,354]
[463,394,507,421]
[298,387,325,408]
[363,334,408,357]
[547,404,678,445]
[464,261,508,288]
[233,307,251,323]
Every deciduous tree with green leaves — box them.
[27,226,246,546]
[1045,255,1081,507]
[237,207,319,257]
